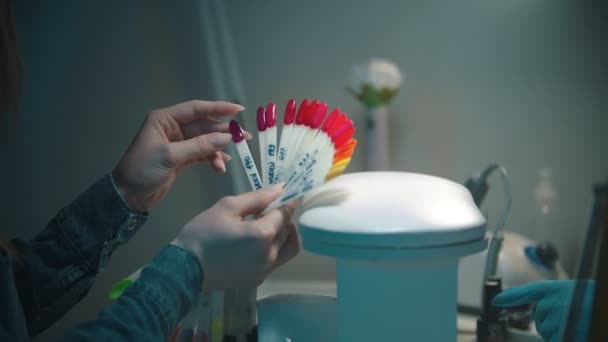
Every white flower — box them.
[350,58,402,92]
[348,58,403,107]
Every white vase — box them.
[364,106,390,171]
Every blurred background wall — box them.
[224,0,607,281]
[2,0,606,340]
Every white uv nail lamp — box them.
[258,172,487,342]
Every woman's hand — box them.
[171,185,300,291]
[112,100,249,213]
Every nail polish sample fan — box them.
[258,171,487,342]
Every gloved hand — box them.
[492,280,595,342]
[112,100,251,213]
[171,185,300,291]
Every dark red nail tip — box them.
[229,120,245,143]
[257,106,266,131]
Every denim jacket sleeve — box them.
[60,245,203,342]
[10,174,147,337]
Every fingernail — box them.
[236,104,245,111]
[219,163,226,173]
[214,132,233,146]
[271,182,286,191]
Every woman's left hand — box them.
[112,100,249,213]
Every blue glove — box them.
[492,280,594,342]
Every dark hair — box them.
[1,0,22,118]
[0,233,21,261]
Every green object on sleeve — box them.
[108,278,134,300]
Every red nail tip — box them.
[284,99,296,125]
[296,99,310,125]
[330,119,353,140]
[304,100,319,127]
[322,108,341,132]
[310,102,328,129]
[256,106,266,131]
[265,102,277,127]
[327,113,348,136]
[229,120,245,143]
[334,126,355,148]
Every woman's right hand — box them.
[170,185,299,291]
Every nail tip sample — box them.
[234,99,357,203]
[322,108,341,132]
[295,99,310,125]
[257,106,267,131]
[310,102,328,129]
[229,120,245,143]
[303,100,320,127]
[265,102,277,127]
[284,99,297,124]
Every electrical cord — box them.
[491,165,512,235]
[464,164,512,281]
[465,163,512,235]
[465,164,513,341]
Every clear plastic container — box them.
[169,293,212,342]
[222,288,257,342]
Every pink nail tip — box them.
[256,106,266,131]
[265,102,277,127]
[284,99,296,125]
[229,120,245,143]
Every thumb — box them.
[274,222,300,269]
[168,132,231,166]
[492,281,556,307]
[229,184,285,217]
